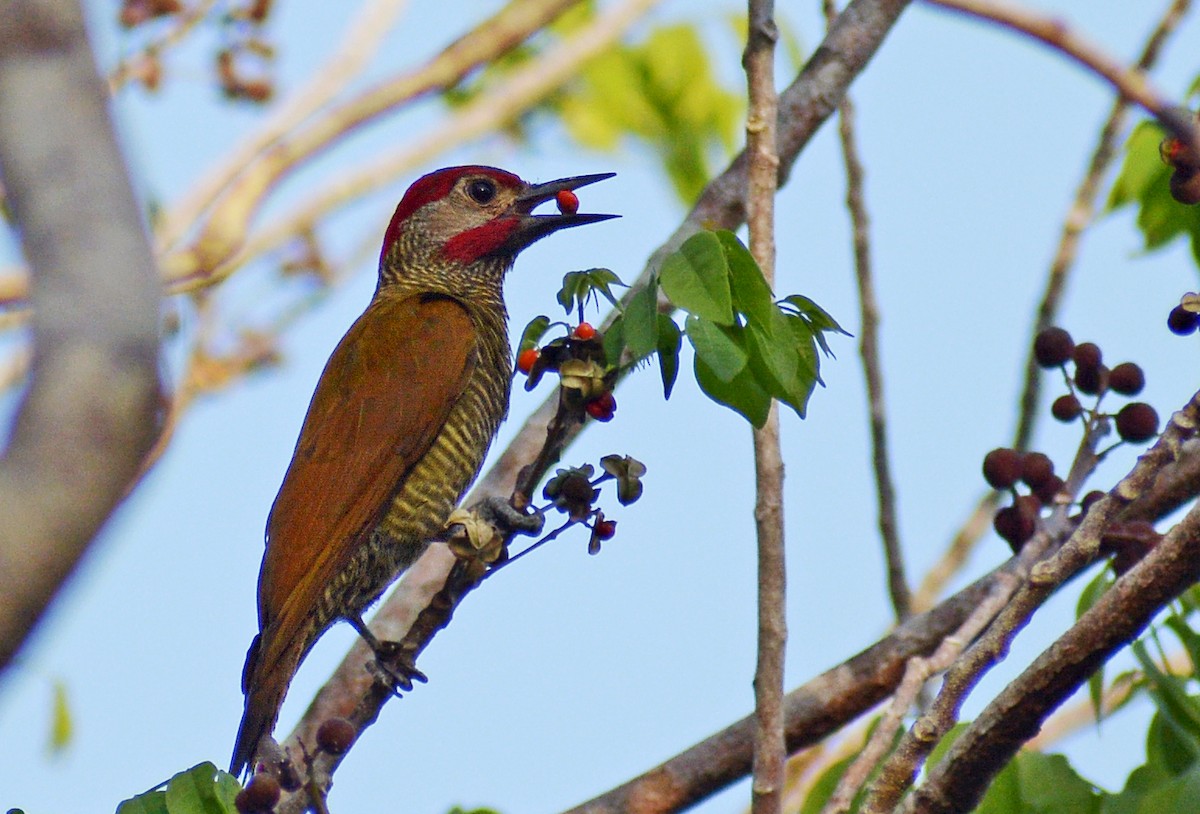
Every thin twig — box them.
[819,574,1017,814]
[744,0,785,811]
[823,0,910,623]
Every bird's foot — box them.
[346,615,428,695]
[478,495,545,538]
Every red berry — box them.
[1168,305,1199,336]
[235,774,281,814]
[594,519,617,540]
[585,392,616,422]
[1108,362,1145,396]
[1020,452,1055,489]
[1033,327,1074,368]
[316,717,356,756]
[573,322,597,341]
[1051,394,1082,422]
[1170,169,1200,205]
[516,347,539,374]
[1080,490,1106,515]
[982,448,1021,490]
[1115,402,1159,443]
[556,189,579,216]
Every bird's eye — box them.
[466,178,497,204]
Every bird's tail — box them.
[230,633,287,778]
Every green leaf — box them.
[797,752,852,814]
[656,314,682,399]
[781,294,850,357]
[163,762,240,814]
[1131,763,1200,813]
[1016,752,1101,812]
[602,314,626,367]
[659,231,735,325]
[48,679,72,755]
[684,315,746,382]
[623,282,660,360]
[1108,120,1200,267]
[519,315,551,353]
[716,230,774,324]
[558,268,625,316]
[695,352,770,427]
[116,792,169,814]
[1147,708,1200,777]
[1164,615,1200,686]
[974,757,1022,814]
[1077,568,1114,722]
[1134,641,1200,754]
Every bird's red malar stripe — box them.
[442,217,521,263]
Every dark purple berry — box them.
[1074,364,1107,396]
[1116,402,1159,443]
[1020,452,1055,489]
[1051,394,1082,422]
[1033,474,1066,507]
[1072,342,1102,371]
[1033,327,1074,368]
[994,505,1036,551]
[982,448,1022,490]
[235,774,281,814]
[1168,305,1199,336]
[1108,362,1145,396]
[316,717,356,756]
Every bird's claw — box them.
[366,644,428,696]
[479,495,545,538]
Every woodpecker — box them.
[230,166,615,776]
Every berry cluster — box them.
[234,717,357,812]
[516,322,617,421]
[984,448,1063,551]
[1034,327,1159,443]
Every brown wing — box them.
[257,291,476,657]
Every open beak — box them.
[500,172,618,252]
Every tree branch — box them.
[0,0,162,671]
[744,0,786,811]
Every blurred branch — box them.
[158,0,583,288]
[0,0,162,671]
[923,0,1200,151]
[205,0,662,294]
[744,0,786,811]
[822,0,910,623]
[157,0,411,248]
[280,0,916,799]
[1011,0,1191,453]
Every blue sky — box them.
[3,1,1200,811]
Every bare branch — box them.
[744,0,786,811]
[0,0,162,671]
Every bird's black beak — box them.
[499,172,618,253]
